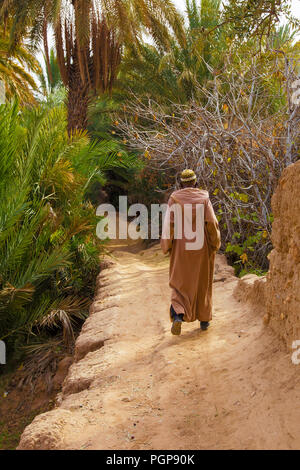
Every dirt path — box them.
[18,241,300,450]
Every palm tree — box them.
[38,47,62,95]
[0,0,186,132]
[0,23,40,103]
[117,0,229,103]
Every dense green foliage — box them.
[117,0,228,103]
[0,22,40,103]
[0,101,137,359]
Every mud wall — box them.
[265,160,300,348]
[235,160,300,348]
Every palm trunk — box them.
[55,11,121,134]
[67,62,89,134]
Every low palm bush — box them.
[0,101,136,365]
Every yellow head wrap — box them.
[180,169,197,182]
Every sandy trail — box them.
[18,239,300,450]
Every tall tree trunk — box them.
[67,62,89,134]
[55,12,121,134]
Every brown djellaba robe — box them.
[160,188,221,323]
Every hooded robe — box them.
[160,188,221,323]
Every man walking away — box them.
[161,169,221,335]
